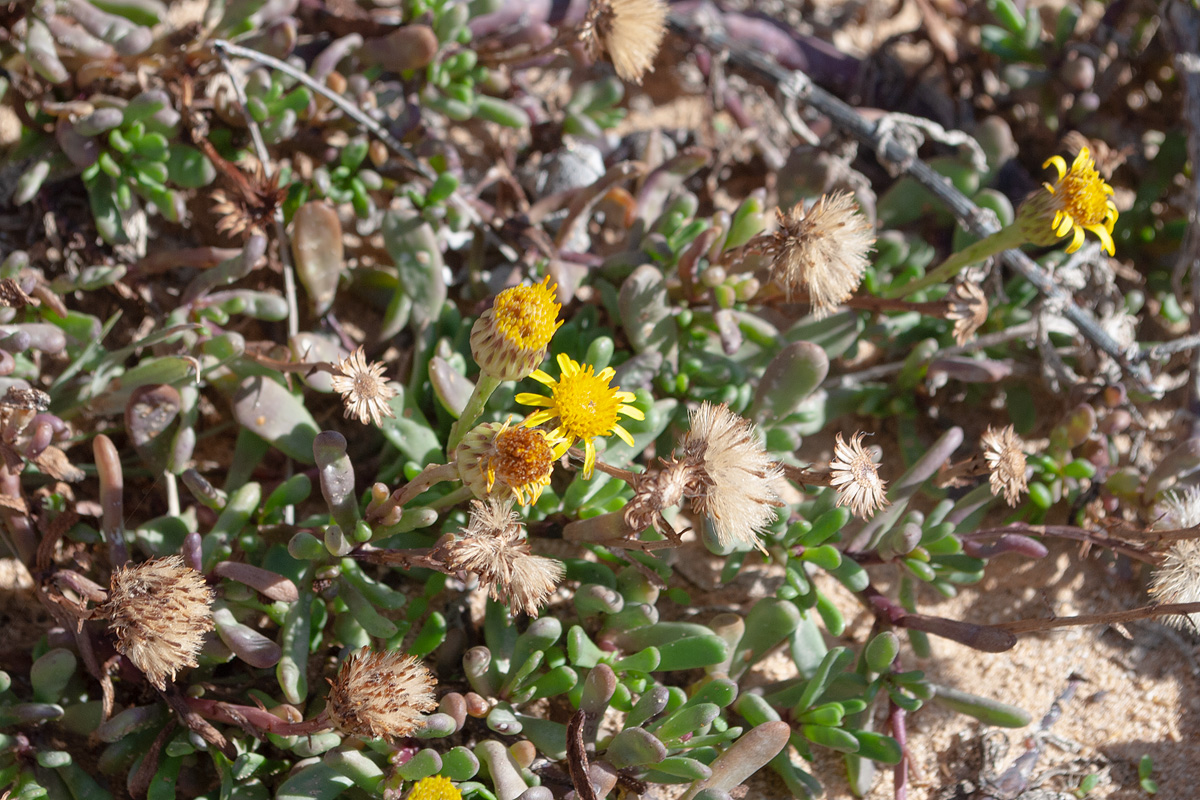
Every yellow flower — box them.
[455,418,561,506]
[470,276,563,381]
[407,776,461,800]
[1022,147,1118,256]
[516,353,644,479]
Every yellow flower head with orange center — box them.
[455,418,561,506]
[470,276,563,381]
[516,353,644,479]
[1031,147,1118,256]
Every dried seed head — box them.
[767,192,875,319]
[678,402,784,552]
[407,775,462,800]
[326,648,437,741]
[330,348,397,427]
[1150,487,1200,630]
[829,432,888,520]
[944,280,988,346]
[104,555,215,690]
[445,499,564,615]
[980,425,1028,506]
[0,279,33,308]
[470,277,563,381]
[579,0,668,84]
[455,419,559,507]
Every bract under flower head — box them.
[1019,147,1118,255]
[516,353,644,478]
[455,418,560,506]
[470,276,563,381]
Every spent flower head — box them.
[981,425,1028,506]
[455,418,562,506]
[677,402,784,552]
[330,348,397,426]
[326,648,437,741]
[1017,147,1118,255]
[765,192,875,319]
[1150,487,1200,630]
[470,276,563,381]
[829,432,888,519]
[579,0,668,84]
[516,353,644,479]
[446,498,563,615]
[103,555,215,690]
[944,280,989,346]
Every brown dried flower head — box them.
[330,348,397,426]
[944,280,988,346]
[1149,487,1200,630]
[579,0,668,85]
[829,432,888,520]
[445,499,564,615]
[980,425,1027,506]
[767,192,875,319]
[104,555,215,690]
[455,419,561,507]
[678,402,784,552]
[326,647,437,740]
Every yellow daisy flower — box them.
[1022,146,1118,256]
[406,775,461,800]
[516,353,644,479]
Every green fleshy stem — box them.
[446,373,503,453]
[886,224,1028,299]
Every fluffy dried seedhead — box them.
[829,432,888,520]
[981,425,1027,506]
[104,555,215,690]
[579,0,668,84]
[330,348,397,427]
[766,192,875,319]
[445,499,564,615]
[1150,488,1200,631]
[678,402,784,552]
[326,647,437,741]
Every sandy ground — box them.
[710,540,1199,800]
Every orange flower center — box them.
[492,427,554,488]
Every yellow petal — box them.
[515,392,554,408]
[1055,215,1074,237]
[1043,155,1067,180]
[618,404,645,421]
[1066,226,1085,253]
[556,353,575,375]
[528,370,555,386]
[523,409,558,427]
[597,367,617,382]
[582,441,597,479]
[1090,224,1116,256]
[612,423,635,447]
